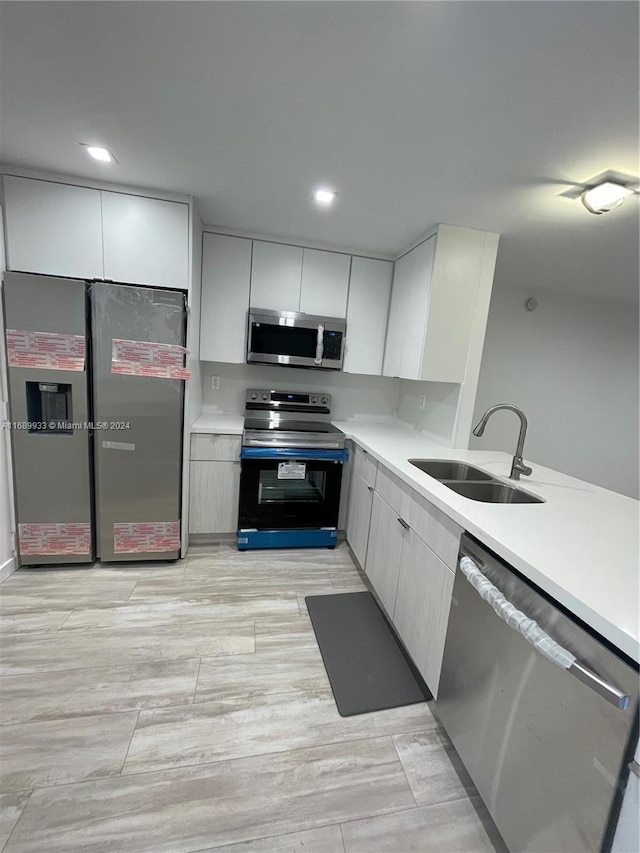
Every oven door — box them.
[247,310,345,369]
[238,447,347,530]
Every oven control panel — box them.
[245,389,331,410]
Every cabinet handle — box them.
[367,485,374,492]
[397,517,410,530]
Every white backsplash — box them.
[201,362,400,422]
[395,380,460,445]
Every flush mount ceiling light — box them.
[79,143,116,163]
[312,187,338,207]
[581,181,633,214]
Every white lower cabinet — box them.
[364,492,406,616]
[393,530,455,697]
[346,470,374,568]
[189,461,240,534]
[350,451,460,698]
[188,433,241,535]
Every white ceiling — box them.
[0,2,638,301]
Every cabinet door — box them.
[346,471,374,569]
[250,241,302,312]
[102,192,189,289]
[189,460,240,534]
[398,237,435,380]
[200,234,252,363]
[3,175,103,279]
[343,257,392,375]
[382,253,408,378]
[299,249,350,318]
[393,530,454,697]
[364,492,406,616]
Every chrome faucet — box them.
[473,404,533,480]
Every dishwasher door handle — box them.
[459,554,631,710]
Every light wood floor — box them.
[0,542,499,852]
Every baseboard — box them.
[0,555,17,584]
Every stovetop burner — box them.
[242,388,344,449]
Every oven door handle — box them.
[459,554,631,710]
[241,446,348,462]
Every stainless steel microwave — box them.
[247,309,346,370]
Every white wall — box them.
[471,279,639,498]
[201,361,399,422]
[0,208,17,581]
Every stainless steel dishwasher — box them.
[437,534,639,853]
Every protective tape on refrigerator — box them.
[6,329,86,371]
[111,338,191,379]
[18,522,92,556]
[113,521,180,554]
[459,555,576,669]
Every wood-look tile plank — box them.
[392,730,470,807]
[195,647,329,703]
[129,570,334,601]
[0,659,201,725]
[341,799,497,852]
[0,610,72,634]
[0,621,254,676]
[254,615,318,651]
[0,791,31,851]
[0,578,139,612]
[60,594,298,631]
[200,824,345,853]
[0,711,139,791]
[123,689,433,775]
[5,737,413,853]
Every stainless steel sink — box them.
[408,458,544,503]
[445,481,544,504]
[409,459,494,481]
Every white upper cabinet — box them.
[250,241,302,312]
[3,176,104,279]
[200,233,251,363]
[2,176,191,290]
[383,225,499,383]
[299,249,350,318]
[102,192,189,290]
[344,257,393,375]
[383,236,435,379]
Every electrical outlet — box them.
[211,376,220,391]
[419,395,426,410]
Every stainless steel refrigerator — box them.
[3,272,186,565]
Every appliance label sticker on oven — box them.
[6,329,86,371]
[18,522,92,556]
[278,462,306,480]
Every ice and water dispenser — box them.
[25,381,73,433]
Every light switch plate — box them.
[419,395,426,410]
[211,376,220,390]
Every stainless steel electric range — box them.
[237,389,347,550]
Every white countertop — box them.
[191,413,243,434]
[334,421,640,663]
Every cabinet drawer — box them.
[352,445,377,487]
[407,491,462,572]
[375,464,412,519]
[190,434,241,461]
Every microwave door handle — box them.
[314,324,324,365]
[459,555,631,710]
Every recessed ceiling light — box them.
[581,181,633,214]
[312,188,338,206]
[80,144,115,163]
